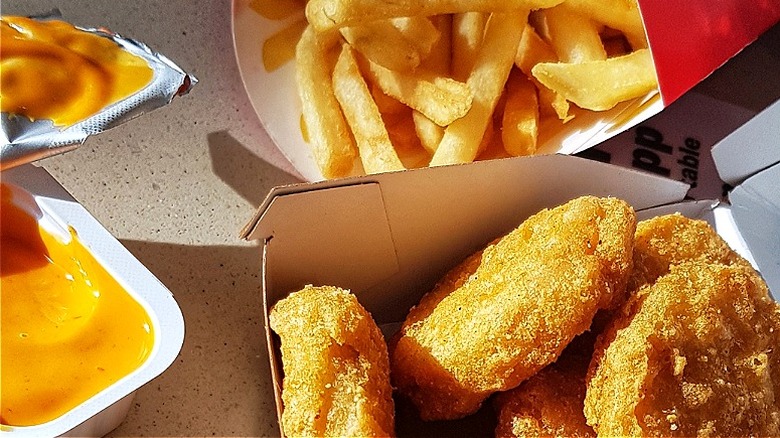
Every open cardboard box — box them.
[233,0,780,181]
[711,98,780,309]
[241,147,777,435]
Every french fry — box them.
[295,26,357,178]
[370,83,407,117]
[391,16,441,60]
[531,48,657,111]
[340,20,422,72]
[263,18,308,72]
[420,14,453,75]
[477,115,496,158]
[305,0,564,32]
[385,110,432,169]
[482,91,519,160]
[515,23,571,120]
[372,86,428,166]
[563,0,647,49]
[413,111,443,155]
[538,3,606,63]
[476,121,512,161]
[412,14,451,155]
[371,84,429,161]
[451,12,488,81]
[363,59,473,127]
[515,22,558,72]
[430,11,527,166]
[502,69,539,156]
[332,44,405,174]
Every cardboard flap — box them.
[261,243,285,435]
[258,183,400,309]
[639,0,780,104]
[255,155,690,322]
[712,99,780,185]
[729,163,780,298]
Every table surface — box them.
[4,2,780,437]
[5,1,298,436]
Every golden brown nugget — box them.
[591,213,755,335]
[629,213,754,292]
[585,262,780,436]
[269,285,394,437]
[391,196,636,421]
[493,333,596,438]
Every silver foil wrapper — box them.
[1,19,197,170]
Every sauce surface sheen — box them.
[0,184,155,426]
[0,16,153,127]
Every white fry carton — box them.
[233,0,780,181]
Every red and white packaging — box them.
[233,0,780,181]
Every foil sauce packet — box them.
[0,15,197,170]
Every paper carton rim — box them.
[241,154,690,242]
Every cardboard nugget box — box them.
[711,99,780,302]
[233,0,780,181]
[242,129,778,434]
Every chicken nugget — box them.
[629,213,754,291]
[494,333,597,438]
[391,196,636,420]
[591,213,756,335]
[269,285,394,437]
[584,262,780,436]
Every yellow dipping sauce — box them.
[0,16,154,127]
[0,184,155,426]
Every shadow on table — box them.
[207,130,302,208]
[108,132,299,435]
[111,238,282,437]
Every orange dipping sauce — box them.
[0,184,155,426]
[0,16,153,127]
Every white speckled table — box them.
[5,1,296,436]
[5,2,780,437]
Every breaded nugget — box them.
[391,196,636,420]
[269,285,395,437]
[585,262,780,436]
[629,213,753,291]
[494,333,597,438]
[591,213,756,335]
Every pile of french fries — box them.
[295,0,658,178]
